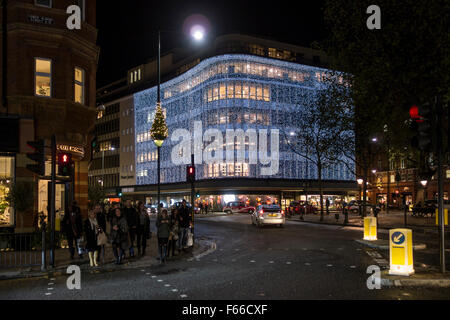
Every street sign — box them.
[389,229,414,276]
[363,217,377,241]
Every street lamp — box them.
[152,28,206,211]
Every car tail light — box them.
[281,210,285,216]
[259,210,264,216]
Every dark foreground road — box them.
[0,214,449,300]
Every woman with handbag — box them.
[109,208,129,265]
[83,210,101,267]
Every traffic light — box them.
[196,191,200,198]
[186,165,195,183]
[410,103,433,151]
[58,153,72,176]
[26,140,46,176]
[116,188,122,197]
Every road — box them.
[0,214,449,300]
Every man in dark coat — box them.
[123,200,139,257]
[136,202,150,256]
[62,201,83,260]
[94,204,107,263]
[178,200,191,250]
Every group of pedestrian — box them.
[62,199,192,267]
[156,199,192,263]
[198,202,209,214]
[62,200,150,266]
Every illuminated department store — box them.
[131,54,357,210]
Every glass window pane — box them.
[250,84,256,100]
[36,59,51,74]
[235,82,242,99]
[75,84,83,103]
[227,83,234,99]
[75,68,84,83]
[36,75,51,96]
[220,83,226,100]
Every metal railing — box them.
[0,233,42,269]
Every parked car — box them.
[288,201,317,216]
[251,204,285,228]
[346,200,362,214]
[412,200,450,217]
[223,201,255,214]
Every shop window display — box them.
[0,156,14,226]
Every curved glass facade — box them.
[134,54,355,185]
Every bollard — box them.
[389,229,414,276]
[363,217,377,241]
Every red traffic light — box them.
[409,105,420,120]
[58,153,72,164]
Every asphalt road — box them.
[0,214,449,300]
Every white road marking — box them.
[286,262,292,265]
[151,276,157,278]
[180,294,188,298]
[327,264,333,267]
[250,260,256,263]
[48,283,54,286]
[172,289,178,292]
[47,288,54,290]
[165,284,171,287]
[157,279,163,282]
[45,293,52,296]
[146,273,151,275]
[269,261,275,264]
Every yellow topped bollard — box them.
[389,229,414,276]
[435,209,448,226]
[363,217,377,241]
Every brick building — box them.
[0,0,99,232]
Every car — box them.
[288,201,317,216]
[145,204,158,214]
[223,201,256,214]
[346,200,362,214]
[251,204,285,228]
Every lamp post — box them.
[421,180,428,203]
[151,27,206,212]
[357,178,363,216]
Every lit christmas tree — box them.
[150,102,168,147]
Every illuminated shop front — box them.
[0,156,14,227]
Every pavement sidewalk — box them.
[0,235,215,281]
[289,209,448,235]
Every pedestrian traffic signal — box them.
[26,140,46,176]
[58,153,72,176]
[410,103,433,151]
[187,165,195,183]
[116,188,122,197]
[196,191,200,198]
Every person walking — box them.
[62,201,83,260]
[156,209,171,263]
[123,200,139,258]
[168,209,180,257]
[178,200,191,251]
[205,202,209,214]
[94,204,107,264]
[84,210,101,267]
[326,198,330,215]
[109,208,129,265]
[136,202,150,257]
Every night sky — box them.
[96,1,326,88]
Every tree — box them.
[284,72,353,221]
[6,181,35,230]
[150,102,169,143]
[323,0,450,210]
[88,181,106,210]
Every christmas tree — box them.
[150,102,169,146]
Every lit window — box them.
[235,82,242,99]
[220,83,226,100]
[263,85,270,101]
[227,83,234,99]
[242,83,249,99]
[0,156,15,226]
[35,58,52,97]
[250,84,256,100]
[74,67,85,104]
[213,85,219,101]
[256,85,263,100]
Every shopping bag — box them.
[77,237,85,255]
[187,230,193,247]
[97,231,108,246]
